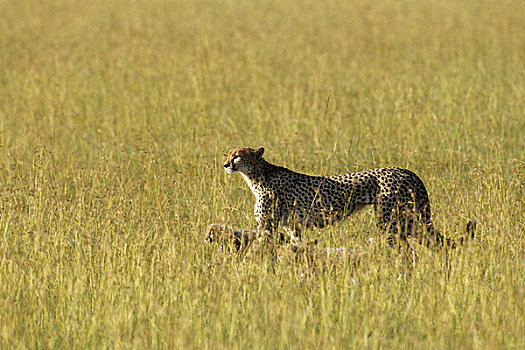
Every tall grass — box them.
[0,0,524,348]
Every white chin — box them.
[225,168,235,174]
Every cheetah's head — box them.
[223,147,264,175]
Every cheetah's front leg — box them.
[255,195,301,244]
[254,195,280,240]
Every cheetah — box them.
[223,146,475,248]
[206,224,365,269]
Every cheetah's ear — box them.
[255,147,265,158]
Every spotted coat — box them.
[223,147,468,247]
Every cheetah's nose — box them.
[223,163,229,168]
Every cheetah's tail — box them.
[466,219,477,240]
[445,219,477,248]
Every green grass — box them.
[1,0,524,348]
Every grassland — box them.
[0,0,524,348]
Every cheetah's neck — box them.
[240,172,260,195]
[239,159,285,196]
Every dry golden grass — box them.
[0,0,524,348]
